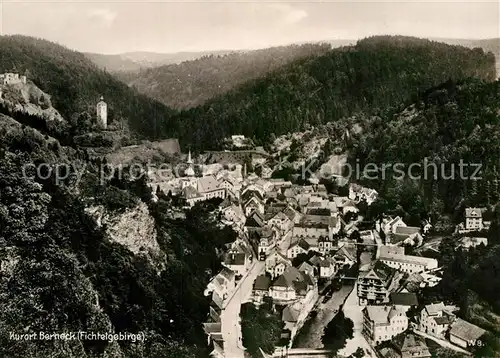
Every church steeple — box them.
[185,150,195,177]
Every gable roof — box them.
[197,175,221,193]
[395,226,420,235]
[282,304,301,322]
[465,207,482,218]
[298,261,314,273]
[360,260,397,283]
[450,318,486,342]
[242,189,264,202]
[224,252,246,266]
[364,305,403,324]
[393,333,430,356]
[245,212,265,228]
[254,275,271,291]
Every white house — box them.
[317,256,337,278]
[362,305,408,344]
[265,251,292,278]
[418,302,456,339]
[269,266,316,304]
[222,204,245,225]
[377,216,407,235]
[287,238,315,259]
[349,183,379,205]
[204,267,236,302]
[465,207,484,231]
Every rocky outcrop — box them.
[85,202,163,261]
[0,81,65,122]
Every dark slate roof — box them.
[450,318,486,342]
[254,275,271,291]
[390,292,418,306]
[224,252,246,266]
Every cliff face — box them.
[85,201,164,264]
[0,81,65,122]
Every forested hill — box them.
[116,43,332,109]
[174,36,497,151]
[0,35,177,140]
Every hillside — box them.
[433,37,500,76]
[173,35,496,150]
[117,43,332,109]
[0,35,178,141]
[0,101,235,357]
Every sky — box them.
[1,0,499,54]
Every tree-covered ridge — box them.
[0,35,178,140]
[174,36,496,150]
[118,43,332,109]
[350,78,500,225]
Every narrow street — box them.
[221,259,265,358]
[338,283,377,357]
[293,284,354,348]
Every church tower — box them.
[96,96,107,129]
[185,150,195,177]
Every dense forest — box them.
[173,36,496,150]
[117,43,332,109]
[0,114,236,357]
[351,78,500,225]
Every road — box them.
[338,282,377,357]
[221,258,265,358]
[293,284,354,348]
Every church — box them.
[180,151,227,206]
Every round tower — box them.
[96,96,107,129]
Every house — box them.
[265,251,292,278]
[389,292,418,313]
[287,238,315,259]
[267,209,294,234]
[362,305,408,344]
[218,177,237,197]
[379,246,438,274]
[256,226,277,257]
[449,318,486,349]
[465,207,484,231]
[397,272,425,293]
[297,261,316,278]
[243,195,265,216]
[222,250,249,277]
[197,175,227,201]
[421,219,432,235]
[333,245,356,270]
[182,186,205,206]
[377,216,407,235]
[458,236,488,250]
[389,226,423,246]
[392,333,432,358]
[281,299,314,347]
[318,236,337,255]
[269,266,316,304]
[253,275,271,303]
[293,215,341,240]
[418,302,456,339]
[222,204,245,225]
[204,267,236,302]
[317,256,337,278]
[357,261,401,305]
[244,210,266,233]
[349,183,379,205]
[342,199,359,215]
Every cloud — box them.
[267,4,308,25]
[88,8,117,28]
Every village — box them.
[144,135,492,358]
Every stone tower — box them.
[96,96,107,129]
